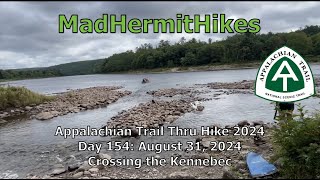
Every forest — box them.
[100,25,320,72]
[0,69,62,81]
[1,25,320,80]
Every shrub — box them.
[273,104,320,179]
[0,86,53,110]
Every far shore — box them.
[1,62,319,83]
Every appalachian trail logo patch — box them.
[255,46,315,102]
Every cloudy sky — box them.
[0,1,319,69]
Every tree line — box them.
[100,25,320,72]
[0,69,62,80]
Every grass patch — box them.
[0,86,53,110]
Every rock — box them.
[0,119,7,124]
[25,106,33,111]
[181,166,188,171]
[88,167,99,173]
[191,153,210,159]
[222,167,237,179]
[239,169,247,174]
[169,172,195,179]
[130,128,140,138]
[253,135,266,146]
[78,161,91,171]
[35,112,54,120]
[201,137,216,148]
[68,163,81,172]
[195,137,202,143]
[252,120,264,126]
[238,120,250,127]
[50,168,66,176]
[10,110,15,113]
[142,78,150,84]
[274,157,284,168]
[197,105,205,111]
[235,161,247,170]
[73,172,83,178]
[99,153,111,160]
[83,171,91,175]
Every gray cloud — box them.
[0,1,319,69]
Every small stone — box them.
[252,120,264,126]
[191,153,210,160]
[235,161,247,170]
[25,106,33,111]
[195,137,202,143]
[88,167,99,173]
[169,172,195,179]
[238,120,250,127]
[99,153,111,160]
[222,167,237,179]
[73,172,83,178]
[197,106,205,111]
[274,157,284,168]
[181,166,188,171]
[83,171,91,175]
[239,169,247,174]
[78,161,91,171]
[50,168,66,176]
[0,119,7,124]
[68,163,81,172]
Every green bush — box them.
[0,86,53,110]
[273,105,320,179]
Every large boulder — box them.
[142,78,150,84]
[36,111,60,120]
[35,112,54,120]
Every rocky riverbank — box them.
[0,86,131,122]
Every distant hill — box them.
[48,59,105,76]
[0,59,105,81]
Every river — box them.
[0,66,319,178]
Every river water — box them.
[0,66,319,178]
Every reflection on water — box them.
[0,66,319,178]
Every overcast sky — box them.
[0,1,319,69]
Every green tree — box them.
[285,32,312,55]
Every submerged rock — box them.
[142,78,150,84]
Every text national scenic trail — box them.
[59,14,261,34]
